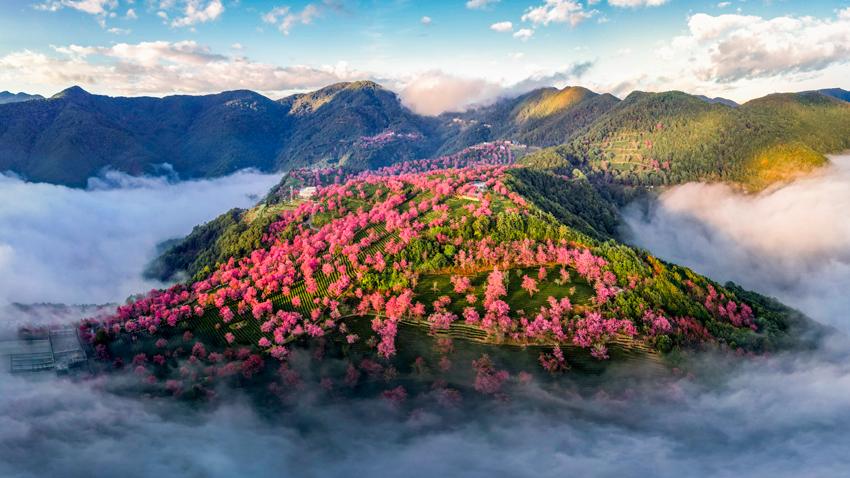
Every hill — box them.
[0,91,43,104]
[817,88,850,102]
[84,149,821,400]
[524,89,850,191]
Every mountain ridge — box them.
[0,82,848,189]
[0,90,44,104]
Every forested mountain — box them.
[0,81,848,189]
[524,89,850,191]
[0,91,43,104]
[437,86,620,153]
[0,82,441,187]
[276,81,441,170]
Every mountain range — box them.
[0,91,43,105]
[0,82,848,189]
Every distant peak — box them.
[816,88,850,103]
[316,80,385,94]
[695,95,739,107]
[51,85,90,100]
[344,80,383,90]
[515,86,595,121]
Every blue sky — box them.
[0,0,848,113]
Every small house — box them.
[298,186,318,199]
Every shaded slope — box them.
[0,87,291,186]
[276,81,441,170]
[0,82,440,187]
[817,88,850,102]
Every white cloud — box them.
[624,155,850,331]
[397,71,505,115]
[513,28,534,41]
[34,0,117,15]
[717,1,731,7]
[263,4,321,35]
[0,170,279,306]
[521,0,595,27]
[2,329,850,478]
[171,0,224,28]
[490,21,513,32]
[421,16,432,26]
[0,37,600,114]
[396,62,591,115]
[608,0,668,7]
[466,0,499,9]
[125,8,137,19]
[660,11,850,83]
[0,41,371,97]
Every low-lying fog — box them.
[3,159,850,477]
[0,170,280,309]
[622,154,850,332]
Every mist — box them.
[4,156,850,476]
[623,154,850,331]
[0,170,279,308]
[2,339,850,477]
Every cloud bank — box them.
[623,154,850,331]
[397,62,593,115]
[660,9,850,83]
[0,169,279,307]
[0,40,370,98]
[2,340,850,477]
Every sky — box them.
[0,0,848,113]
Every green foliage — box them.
[3,84,847,190]
[437,87,620,154]
[505,168,620,239]
[538,90,850,190]
[144,207,278,282]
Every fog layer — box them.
[623,154,850,331]
[0,170,279,307]
[1,342,850,478]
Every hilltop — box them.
[84,146,820,401]
[1,82,848,189]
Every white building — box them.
[470,181,488,194]
[298,186,318,199]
